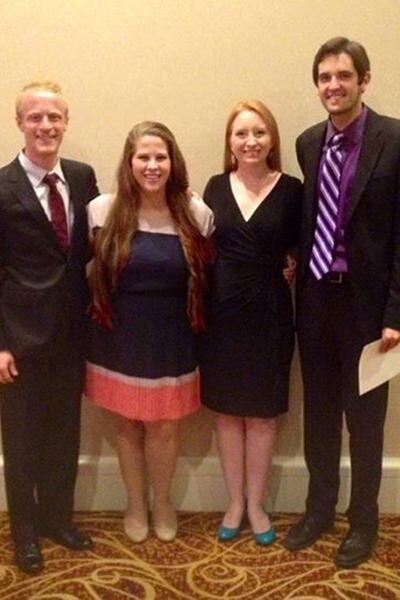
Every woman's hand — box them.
[0,351,18,384]
[283,253,297,284]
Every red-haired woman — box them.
[201,100,302,544]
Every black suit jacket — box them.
[297,107,400,340]
[0,157,99,358]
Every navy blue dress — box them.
[85,194,213,421]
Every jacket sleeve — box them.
[383,163,400,330]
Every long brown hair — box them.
[223,99,281,173]
[90,121,212,331]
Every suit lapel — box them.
[8,158,63,250]
[9,158,50,227]
[61,159,84,251]
[344,110,384,226]
[303,123,326,227]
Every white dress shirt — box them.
[18,151,73,232]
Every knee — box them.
[216,414,244,432]
[245,416,277,434]
[146,421,179,445]
[114,416,143,440]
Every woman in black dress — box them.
[200,100,302,544]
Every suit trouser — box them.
[297,276,388,532]
[0,345,84,538]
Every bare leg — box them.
[145,419,179,540]
[216,414,246,528]
[114,416,148,539]
[245,416,278,533]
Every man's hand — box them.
[0,351,18,383]
[379,327,400,353]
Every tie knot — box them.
[43,173,59,187]
[330,132,345,149]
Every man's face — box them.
[16,90,68,167]
[316,52,370,122]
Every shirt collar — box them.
[325,105,368,146]
[18,151,65,187]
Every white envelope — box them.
[359,339,400,395]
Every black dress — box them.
[200,173,302,417]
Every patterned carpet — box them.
[1,511,400,599]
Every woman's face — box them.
[230,110,272,168]
[131,135,171,196]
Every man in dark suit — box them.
[282,38,400,568]
[0,81,99,574]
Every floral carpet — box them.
[1,511,400,599]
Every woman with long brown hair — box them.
[200,100,301,544]
[85,121,214,543]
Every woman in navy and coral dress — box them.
[200,100,302,544]
[85,122,214,543]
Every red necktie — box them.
[42,173,69,252]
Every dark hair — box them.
[90,121,213,332]
[312,37,370,85]
[223,99,281,173]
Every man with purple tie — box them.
[0,81,99,574]
[282,37,400,568]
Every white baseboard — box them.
[3,454,398,513]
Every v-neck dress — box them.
[85,193,214,421]
[200,172,302,417]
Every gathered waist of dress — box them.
[212,257,284,282]
[207,257,289,317]
[117,287,186,299]
[216,255,282,272]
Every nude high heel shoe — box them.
[123,513,149,543]
[153,504,178,542]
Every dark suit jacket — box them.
[296,107,400,341]
[0,157,99,358]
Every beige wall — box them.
[1,0,400,469]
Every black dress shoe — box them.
[15,540,43,575]
[282,514,334,551]
[334,529,376,569]
[41,524,93,550]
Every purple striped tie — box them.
[309,132,345,279]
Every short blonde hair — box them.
[16,80,68,117]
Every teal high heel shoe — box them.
[253,526,277,546]
[217,524,241,541]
